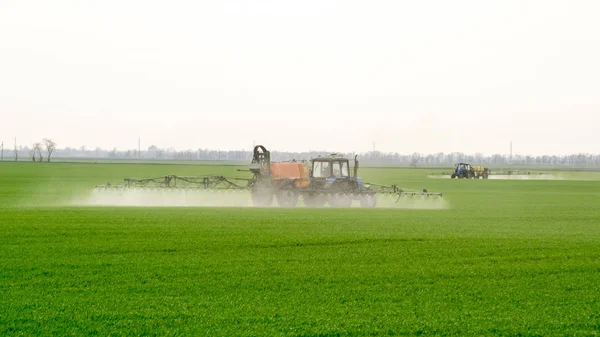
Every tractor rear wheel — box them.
[251,188,273,207]
[304,193,326,208]
[276,189,298,207]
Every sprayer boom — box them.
[94,145,443,208]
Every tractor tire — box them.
[451,173,456,179]
[251,188,273,207]
[276,189,298,207]
[304,193,326,208]
[359,193,377,208]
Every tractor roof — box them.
[312,154,349,162]
[312,158,349,162]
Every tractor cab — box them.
[455,163,472,174]
[310,154,351,179]
[308,153,364,196]
[452,162,474,179]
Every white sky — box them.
[1,0,599,156]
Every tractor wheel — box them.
[451,173,456,179]
[251,188,273,207]
[359,193,377,208]
[304,193,326,208]
[276,189,298,207]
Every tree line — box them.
[3,143,600,166]
[1,139,57,162]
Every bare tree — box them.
[43,138,57,162]
[33,142,43,162]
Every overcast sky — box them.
[1,0,598,156]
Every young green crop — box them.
[1,162,599,335]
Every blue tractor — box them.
[302,154,377,207]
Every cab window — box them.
[332,161,349,177]
[341,162,350,177]
[312,161,330,178]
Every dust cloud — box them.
[66,188,449,209]
[70,189,255,207]
[427,173,564,180]
[487,174,563,180]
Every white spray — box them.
[66,188,449,209]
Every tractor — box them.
[451,162,490,179]
[301,153,377,208]
[247,147,377,207]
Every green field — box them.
[1,162,600,336]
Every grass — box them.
[1,162,600,335]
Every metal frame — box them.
[96,175,248,190]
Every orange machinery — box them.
[270,162,310,188]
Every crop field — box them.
[1,162,600,336]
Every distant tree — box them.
[32,142,43,162]
[43,138,56,162]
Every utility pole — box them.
[14,137,18,161]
